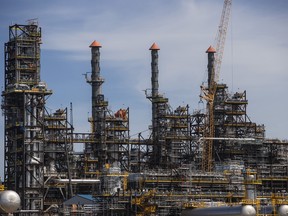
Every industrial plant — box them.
[1,0,288,215]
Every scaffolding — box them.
[2,22,288,216]
[84,42,130,177]
[43,108,74,211]
[2,22,52,214]
[146,43,192,169]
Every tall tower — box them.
[147,43,170,167]
[2,21,52,213]
[84,41,130,179]
[206,45,216,90]
[150,42,160,153]
[86,41,108,173]
[147,43,192,168]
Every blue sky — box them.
[0,0,288,178]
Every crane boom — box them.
[214,0,232,83]
[202,0,232,172]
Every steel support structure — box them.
[85,41,130,179]
[85,41,108,174]
[147,43,192,169]
[213,87,265,166]
[2,22,52,214]
[43,108,74,211]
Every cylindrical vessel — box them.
[0,190,21,213]
[181,205,256,216]
[127,173,146,190]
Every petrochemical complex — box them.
[1,0,288,215]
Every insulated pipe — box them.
[24,95,31,191]
[199,137,255,141]
[54,179,100,184]
[181,205,256,216]
[19,210,40,213]
[0,190,21,214]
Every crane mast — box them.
[202,0,232,172]
[214,0,232,83]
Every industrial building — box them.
[1,1,288,216]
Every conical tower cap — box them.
[89,40,102,48]
[149,43,160,50]
[206,45,216,53]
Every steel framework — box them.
[2,21,52,214]
[2,18,288,216]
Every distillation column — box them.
[148,43,169,167]
[150,43,160,164]
[206,46,216,90]
[150,43,161,166]
[201,45,217,171]
[86,41,108,172]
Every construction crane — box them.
[201,0,232,172]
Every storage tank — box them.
[0,190,21,213]
[181,205,256,216]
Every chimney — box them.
[150,42,160,98]
[206,45,216,90]
[89,40,104,129]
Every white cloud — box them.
[41,0,288,140]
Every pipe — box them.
[19,210,41,213]
[181,205,256,216]
[54,179,100,184]
[199,137,255,141]
[0,190,21,214]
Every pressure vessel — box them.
[278,205,288,216]
[0,190,21,213]
[181,205,256,216]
